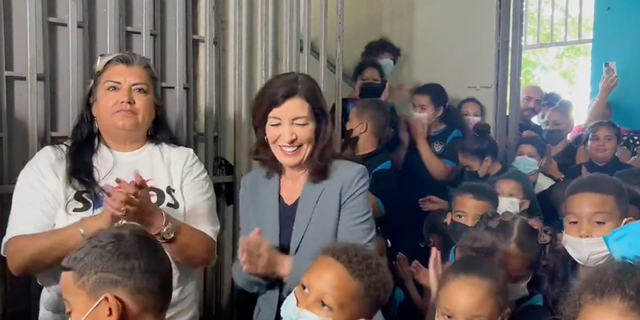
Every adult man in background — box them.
[519,85,545,136]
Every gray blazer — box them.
[232,159,377,320]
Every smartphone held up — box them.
[603,61,617,76]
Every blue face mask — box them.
[512,156,539,175]
[378,58,395,76]
[604,219,639,263]
[281,291,331,320]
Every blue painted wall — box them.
[590,1,640,129]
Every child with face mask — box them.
[456,97,485,131]
[406,183,499,313]
[455,211,557,319]
[514,136,556,194]
[432,256,510,320]
[281,242,393,320]
[343,99,399,234]
[543,174,639,314]
[359,38,407,106]
[443,182,499,263]
[561,174,635,269]
[394,83,466,265]
[59,225,173,320]
[491,169,543,220]
[561,261,640,320]
[394,212,456,319]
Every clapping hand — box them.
[409,248,443,302]
[427,247,443,302]
[418,196,449,212]
[389,83,410,104]
[238,228,282,277]
[395,253,413,284]
[410,260,430,288]
[103,172,163,230]
[539,157,563,180]
[408,114,429,143]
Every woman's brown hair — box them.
[252,72,337,183]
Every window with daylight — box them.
[521,0,594,124]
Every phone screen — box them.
[603,61,617,76]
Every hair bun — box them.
[472,122,492,137]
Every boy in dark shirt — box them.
[345,98,399,231]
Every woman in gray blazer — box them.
[232,72,377,320]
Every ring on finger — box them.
[119,207,127,216]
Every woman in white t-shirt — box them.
[1,52,220,320]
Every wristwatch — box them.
[153,211,176,243]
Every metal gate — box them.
[0,0,349,319]
[0,0,224,319]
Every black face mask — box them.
[359,81,387,99]
[464,170,483,182]
[543,129,565,146]
[448,220,470,243]
[342,128,360,154]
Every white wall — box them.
[304,0,500,127]
[299,54,353,107]
[381,0,499,127]
[308,0,385,75]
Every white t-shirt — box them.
[1,142,220,320]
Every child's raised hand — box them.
[395,253,413,283]
[428,247,443,302]
[410,260,431,288]
[418,195,449,212]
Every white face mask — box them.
[562,218,632,267]
[561,234,611,267]
[497,197,521,215]
[507,275,531,301]
[280,291,331,320]
[463,115,482,130]
[378,58,394,76]
[79,295,121,320]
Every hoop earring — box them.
[93,118,98,133]
[264,135,268,143]
[148,128,153,136]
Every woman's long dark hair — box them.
[65,52,178,199]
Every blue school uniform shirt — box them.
[396,126,463,264]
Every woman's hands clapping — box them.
[238,228,292,280]
[100,172,164,232]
